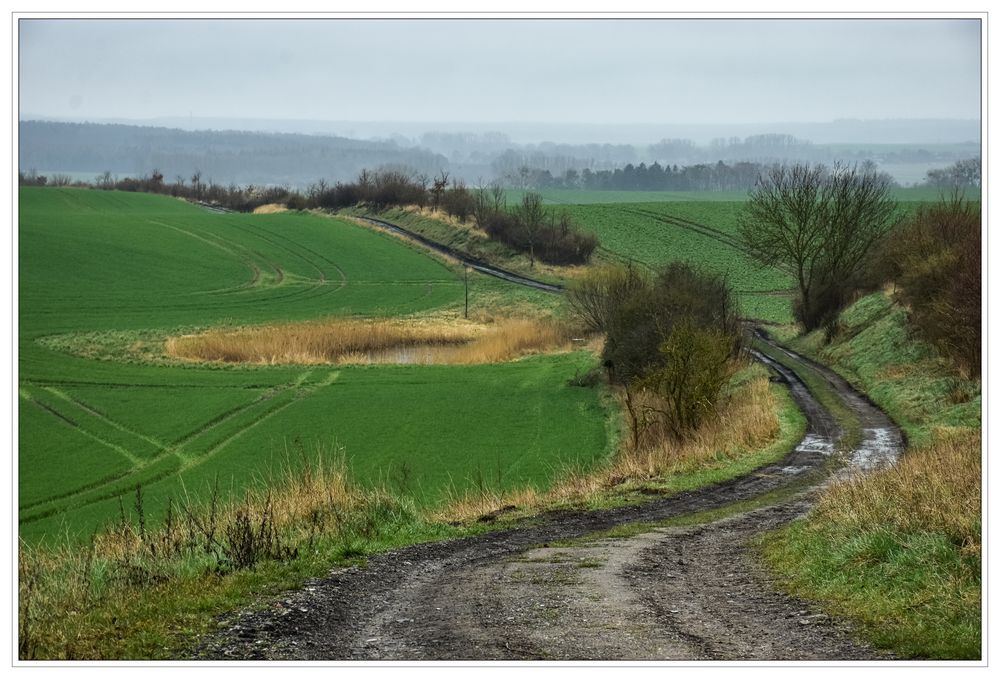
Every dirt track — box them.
[196,339,903,661]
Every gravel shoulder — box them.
[196,338,903,661]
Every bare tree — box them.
[738,163,899,330]
[430,170,449,208]
[489,182,506,214]
[191,170,203,200]
[516,192,545,268]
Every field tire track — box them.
[21,392,145,469]
[41,386,170,454]
[621,208,795,278]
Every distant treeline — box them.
[19,121,449,186]
[504,156,980,192]
[19,167,598,266]
[491,133,980,188]
[22,120,980,190]
[514,161,776,192]
[924,158,981,189]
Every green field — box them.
[561,201,795,323]
[18,188,614,542]
[526,187,964,324]
[505,186,977,206]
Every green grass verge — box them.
[758,290,982,660]
[784,292,980,446]
[759,519,980,659]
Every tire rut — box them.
[196,336,903,661]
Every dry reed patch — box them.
[252,203,288,215]
[165,317,572,366]
[813,427,981,553]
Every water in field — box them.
[344,341,474,365]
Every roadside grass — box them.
[19,365,803,660]
[784,291,980,446]
[759,290,982,659]
[760,429,981,659]
[337,206,576,287]
[18,449,482,660]
[432,364,805,522]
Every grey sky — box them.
[19,18,981,125]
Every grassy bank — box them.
[760,290,982,659]
[19,366,802,660]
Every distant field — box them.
[558,201,795,323]
[506,186,977,206]
[505,186,975,323]
[505,189,753,204]
[19,189,613,542]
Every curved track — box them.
[355,215,565,294]
[197,337,903,661]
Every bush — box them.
[598,263,742,439]
[480,197,597,266]
[638,320,735,440]
[567,264,649,332]
[882,194,980,375]
[603,285,663,383]
[601,262,742,386]
[439,182,477,221]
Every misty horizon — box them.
[15,114,982,148]
[19,18,981,131]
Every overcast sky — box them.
[18,18,982,125]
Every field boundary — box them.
[354,215,565,294]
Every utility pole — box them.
[464,266,469,319]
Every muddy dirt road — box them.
[197,339,903,661]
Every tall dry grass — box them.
[17,448,384,659]
[813,428,981,554]
[166,317,570,366]
[435,372,781,523]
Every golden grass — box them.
[166,317,571,366]
[19,450,361,659]
[252,203,288,214]
[434,372,781,523]
[813,427,981,554]
[403,205,478,231]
